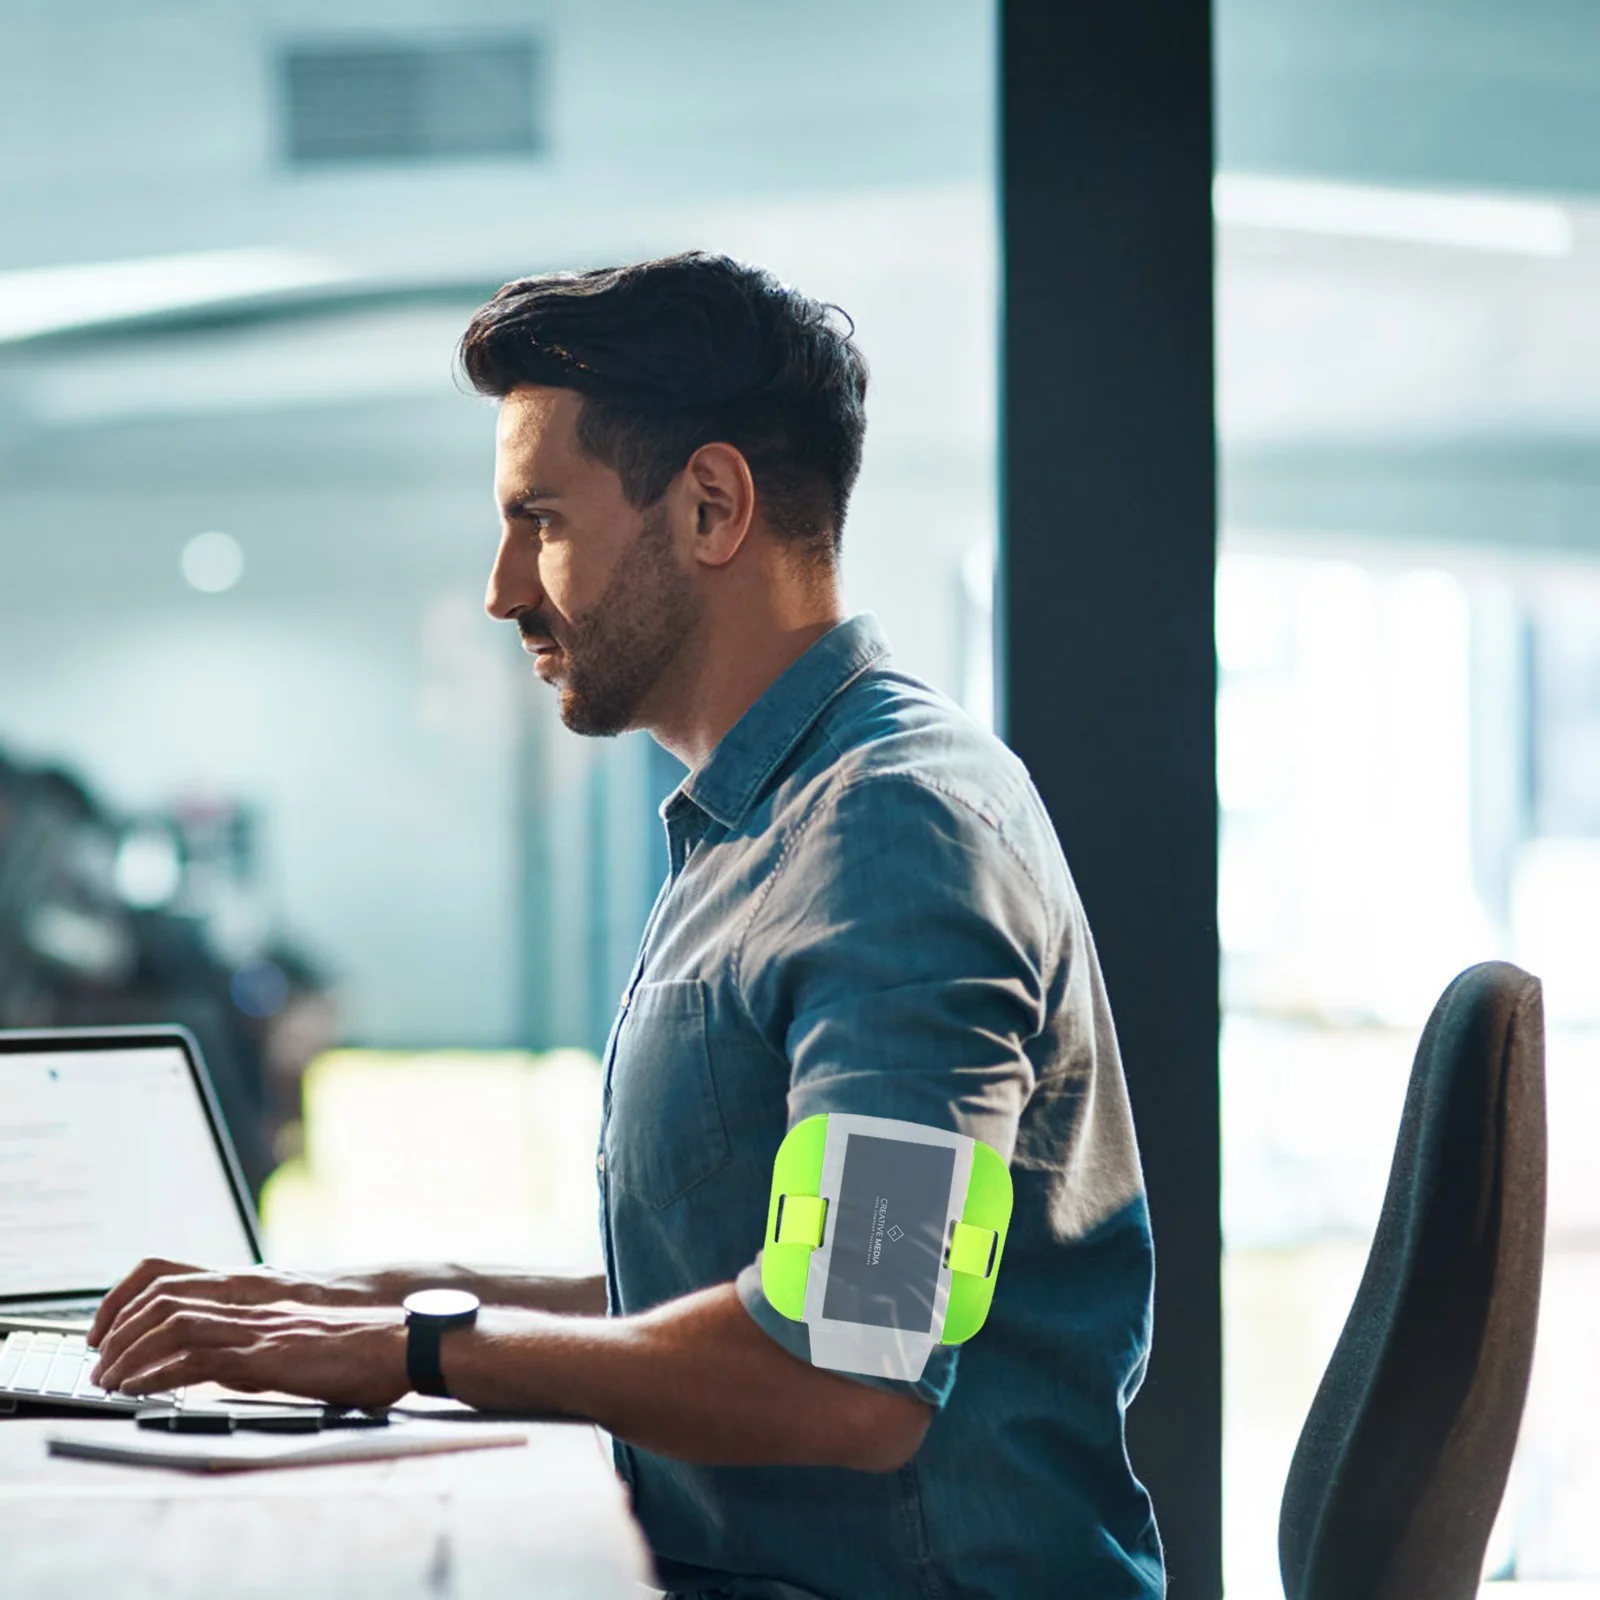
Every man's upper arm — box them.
[734,770,1054,1404]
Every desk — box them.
[0,1412,651,1598]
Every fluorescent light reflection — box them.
[1215,172,1575,258]
[0,248,352,344]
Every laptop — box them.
[0,1025,263,1412]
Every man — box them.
[91,254,1164,1598]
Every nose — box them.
[484,525,540,623]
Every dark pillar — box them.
[1001,4,1221,1595]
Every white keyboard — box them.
[0,1330,174,1413]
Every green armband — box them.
[760,1112,1014,1382]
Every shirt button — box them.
[596,1150,606,1175]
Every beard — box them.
[525,504,701,738]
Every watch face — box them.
[404,1288,480,1320]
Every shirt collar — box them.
[668,613,890,830]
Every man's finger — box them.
[112,1345,260,1397]
[91,1282,181,1358]
[93,1302,265,1388]
[92,1291,201,1375]
[96,1268,330,1351]
[88,1258,200,1347]
[98,1271,268,1351]
[96,1313,245,1393]
[95,1295,296,1378]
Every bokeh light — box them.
[180,531,244,593]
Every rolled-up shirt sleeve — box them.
[733,770,1057,1407]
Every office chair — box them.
[1279,961,1546,1600]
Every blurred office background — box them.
[0,0,998,1240]
[1,0,1598,1592]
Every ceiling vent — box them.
[281,38,544,166]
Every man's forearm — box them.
[439,1282,929,1472]
[89,1273,927,1472]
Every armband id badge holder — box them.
[760,1113,1013,1382]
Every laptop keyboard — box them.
[0,1330,174,1412]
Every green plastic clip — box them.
[762,1114,831,1320]
[939,1140,1012,1345]
[775,1193,828,1248]
[946,1220,999,1278]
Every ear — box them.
[678,442,756,569]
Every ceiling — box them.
[4,1,1599,558]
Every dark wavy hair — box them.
[458,252,868,555]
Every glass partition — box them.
[1218,1,1600,1588]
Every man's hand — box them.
[89,1261,607,1350]
[90,1296,408,1408]
[88,1259,359,1349]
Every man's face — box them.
[486,386,701,736]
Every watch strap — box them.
[406,1316,452,1399]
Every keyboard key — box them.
[0,1327,172,1410]
[11,1341,60,1394]
[0,1333,29,1386]
[43,1348,86,1397]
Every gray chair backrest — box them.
[1279,961,1546,1600]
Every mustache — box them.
[516,612,561,646]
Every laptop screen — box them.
[0,1042,259,1300]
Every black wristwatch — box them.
[403,1288,480,1398]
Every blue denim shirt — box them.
[598,615,1164,1600]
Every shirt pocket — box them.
[607,978,732,1208]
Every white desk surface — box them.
[0,1411,652,1598]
